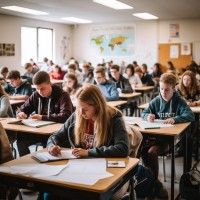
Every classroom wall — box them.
[158,19,200,65]
[72,21,158,70]
[1,14,200,74]
[0,14,72,73]
[72,18,200,70]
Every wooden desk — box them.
[119,92,141,99]
[135,86,155,91]
[138,103,200,113]
[138,103,149,110]
[135,86,155,103]
[0,154,139,200]
[0,118,62,136]
[125,117,191,200]
[9,99,25,105]
[107,101,127,107]
[51,79,64,85]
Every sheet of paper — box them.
[33,149,76,162]
[136,121,173,129]
[45,158,113,185]
[9,164,68,177]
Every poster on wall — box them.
[170,45,179,58]
[181,43,191,55]
[170,24,179,37]
[60,36,71,60]
[0,43,15,56]
[90,25,135,57]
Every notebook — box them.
[127,119,174,129]
[7,118,56,128]
[32,149,77,163]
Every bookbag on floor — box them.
[179,160,200,200]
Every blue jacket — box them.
[142,92,195,123]
[4,81,32,97]
[97,80,119,101]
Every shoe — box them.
[155,180,168,199]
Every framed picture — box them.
[0,43,15,56]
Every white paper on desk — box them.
[191,107,200,112]
[45,158,113,185]
[0,166,11,173]
[33,149,77,162]
[9,164,68,177]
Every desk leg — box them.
[170,137,175,200]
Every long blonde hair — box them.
[179,70,198,97]
[74,84,117,147]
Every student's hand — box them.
[187,101,196,107]
[48,145,61,156]
[164,118,175,124]
[72,148,88,158]
[147,114,155,122]
[17,112,27,119]
[29,114,42,120]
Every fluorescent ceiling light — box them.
[93,0,133,10]
[1,6,49,15]
[133,13,158,20]
[61,17,92,24]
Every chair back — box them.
[0,123,13,164]
[125,123,143,158]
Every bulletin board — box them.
[158,43,193,74]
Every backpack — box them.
[134,165,156,198]
[179,161,200,200]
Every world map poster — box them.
[89,25,135,57]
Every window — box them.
[21,27,53,65]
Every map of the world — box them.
[90,34,135,56]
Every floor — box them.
[13,143,196,200]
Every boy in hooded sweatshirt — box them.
[141,73,194,199]
[16,71,74,156]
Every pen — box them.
[145,127,160,129]
[108,161,119,165]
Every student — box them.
[141,73,195,199]
[166,61,179,75]
[0,85,16,147]
[84,71,94,84]
[23,62,39,84]
[123,64,143,87]
[63,73,82,100]
[150,63,163,84]
[140,63,155,86]
[16,71,74,156]
[176,70,200,157]
[63,63,83,85]
[82,63,91,81]
[94,66,119,101]
[177,70,200,106]
[110,64,133,93]
[49,65,65,80]
[4,70,32,101]
[0,85,13,117]
[45,84,129,200]
[0,66,9,79]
